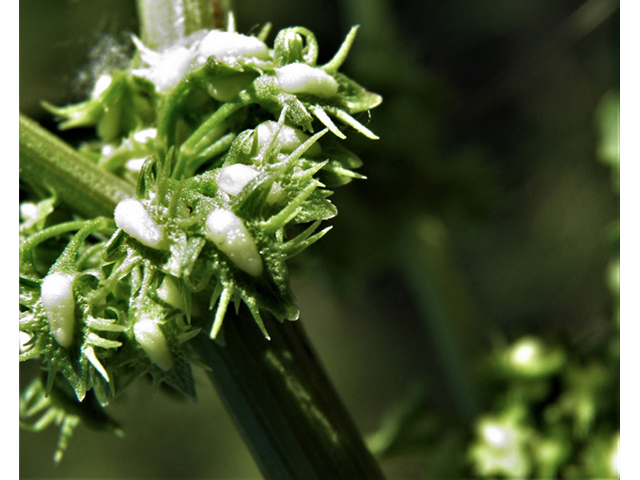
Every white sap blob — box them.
[92,75,112,98]
[198,30,270,61]
[41,273,76,348]
[256,121,322,157]
[205,209,264,276]
[276,63,339,97]
[217,164,284,203]
[132,128,157,143]
[114,198,166,249]
[125,158,147,173]
[157,276,184,310]
[133,317,174,371]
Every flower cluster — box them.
[20,18,380,461]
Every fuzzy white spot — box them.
[205,209,263,276]
[92,75,112,98]
[132,128,157,143]
[217,164,284,204]
[198,30,270,62]
[133,317,174,371]
[20,202,38,222]
[19,331,32,353]
[256,121,322,157]
[41,273,76,348]
[124,158,148,173]
[114,198,166,249]
[509,337,542,367]
[132,37,197,92]
[158,277,184,310]
[482,424,510,448]
[276,63,339,97]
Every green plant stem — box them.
[190,310,385,480]
[19,112,384,479]
[19,113,135,218]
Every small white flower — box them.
[114,198,166,249]
[19,202,38,222]
[275,63,339,97]
[92,75,112,98]
[133,316,174,371]
[217,164,284,203]
[197,30,270,63]
[41,273,76,348]
[205,209,263,276]
[157,276,185,310]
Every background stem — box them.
[191,310,385,479]
[137,0,224,49]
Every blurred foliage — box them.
[20,0,619,478]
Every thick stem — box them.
[190,309,385,480]
[19,113,135,218]
[136,0,221,50]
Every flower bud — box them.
[41,273,76,348]
[114,198,166,249]
[276,63,339,97]
[134,316,174,371]
[217,164,284,203]
[205,209,263,276]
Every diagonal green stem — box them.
[19,113,135,218]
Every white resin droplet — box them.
[92,75,112,98]
[134,317,174,371]
[198,30,270,61]
[41,273,76,348]
[276,63,339,97]
[217,164,284,204]
[114,198,166,249]
[205,209,264,276]
[157,277,184,310]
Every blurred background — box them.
[20,0,619,478]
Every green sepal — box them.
[273,27,319,67]
[333,73,383,114]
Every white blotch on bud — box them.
[276,63,339,97]
[217,164,284,204]
[20,202,38,222]
[92,75,112,98]
[132,128,157,143]
[198,30,270,62]
[41,273,76,348]
[158,276,184,310]
[256,121,322,157]
[133,317,174,371]
[114,198,166,249]
[205,209,264,276]
[19,331,32,353]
